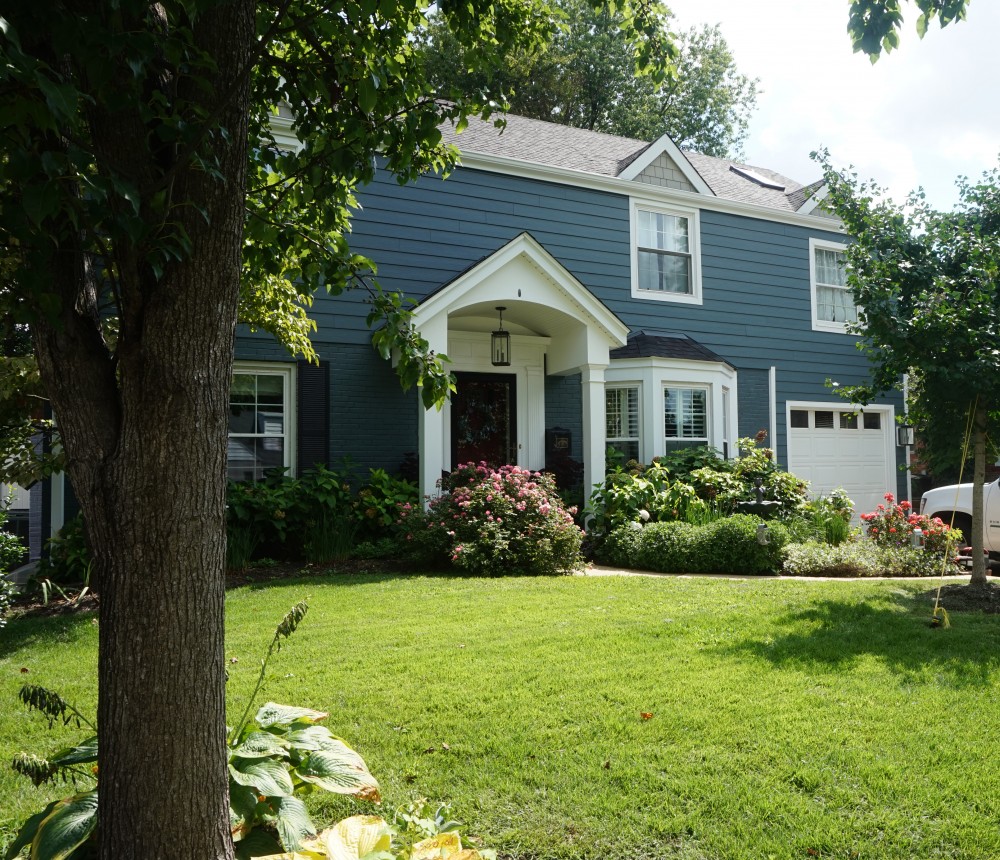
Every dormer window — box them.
[631,200,702,305]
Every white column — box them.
[581,364,606,509]
[418,315,449,506]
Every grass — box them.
[2,573,999,859]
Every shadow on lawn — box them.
[0,611,97,661]
[724,590,1000,688]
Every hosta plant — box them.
[5,604,381,860]
[256,799,496,860]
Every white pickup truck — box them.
[920,479,1000,552]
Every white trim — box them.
[456,150,846,232]
[617,133,715,195]
[809,238,855,334]
[798,184,829,216]
[768,366,777,463]
[902,372,913,503]
[230,361,297,479]
[630,199,702,305]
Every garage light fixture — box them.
[896,423,915,447]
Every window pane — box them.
[228,369,289,482]
[638,210,689,253]
[815,411,834,429]
[790,410,809,429]
[231,374,257,403]
[817,285,858,323]
[815,248,847,286]
[606,388,639,444]
[257,374,284,405]
[839,412,858,429]
[863,412,881,430]
[665,387,707,440]
[638,250,691,294]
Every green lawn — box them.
[2,573,999,859]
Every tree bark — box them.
[970,406,989,586]
[30,2,253,856]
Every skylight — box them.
[729,165,785,191]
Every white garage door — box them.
[786,405,895,518]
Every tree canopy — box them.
[0,1,672,856]
[816,151,1000,585]
[418,0,758,158]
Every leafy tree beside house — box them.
[816,154,1000,588]
[0,1,672,857]
[418,0,759,159]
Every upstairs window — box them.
[632,201,701,304]
[810,239,857,332]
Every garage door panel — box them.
[787,407,893,519]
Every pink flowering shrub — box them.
[398,462,584,576]
[860,492,961,554]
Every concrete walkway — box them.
[580,563,975,583]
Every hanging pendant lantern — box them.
[491,306,511,367]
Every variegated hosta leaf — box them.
[256,703,328,729]
[231,730,291,759]
[292,744,381,801]
[230,784,262,841]
[229,757,295,797]
[411,832,462,859]
[302,815,392,860]
[31,789,98,860]
[272,795,317,852]
[284,725,344,752]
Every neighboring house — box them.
[29,112,906,554]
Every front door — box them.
[451,372,517,468]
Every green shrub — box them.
[782,540,962,577]
[400,463,583,576]
[652,445,732,481]
[354,468,419,541]
[595,523,643,568]
[781,489,857,546]
[697,515,789,574]
[352,537,400,560]
[634,520,698,573]
[602,514,788,576]
[33,515,91,586]
[303,512,357,563]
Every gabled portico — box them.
[410,232,629,502]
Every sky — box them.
[665,0,1000,210]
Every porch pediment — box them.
[413,232,628,374]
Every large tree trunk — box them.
[970,406,989,587]
[30,2,253,856]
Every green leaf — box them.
[357,77,377,114]
[49,735,98,768]
[255,703,328,728]
[22,183,61,227]
[229,757,295,797]
[230,731,289,759]
[292,744,381,800]
[3,801,58,860]
[272,796,316,851]
[30,790,98,860]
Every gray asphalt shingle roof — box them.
[440,113,820,213]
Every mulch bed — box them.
[923,580,1000,615]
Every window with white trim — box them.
[810,238,857,331]
[664,386,708,443]
[606,386,640,462]
[632,201,701,304]
[228,364,294,482]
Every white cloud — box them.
[666,0,1000,209]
